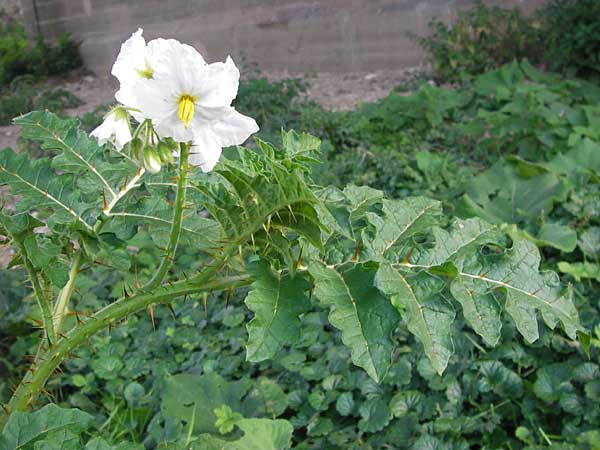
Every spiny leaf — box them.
[245,258,311,362]
[0,148,93,232]
[14,111,136,195]
[365,197,443,259]
[454,239,584,343]
[418,218,504,266]
[197,147,322,250]
[309,261,400,382]
[377,264,455,375]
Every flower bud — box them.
[157,141,175,164]
[143,146,162,174]
[130,138,143,160]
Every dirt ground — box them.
[0,65,429,150]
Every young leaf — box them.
[245,258,311,362]
[309,261,400,382]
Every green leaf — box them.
[14,111,136,195]
[193,418,293,450]
[33,429,80,450]
[558,262,600,282]
[533,363,572,403]
[419,217,503,266]
[377,264,455,374]
[502,223,577,253]
[389,390,425,417]
[0,148,93,232]
[365,197,442,259]
[161,372,250,434]
[309,261,400,382]
[454,240,584,343]
[457,159,567,225]
[537,223,577,253]
[579,227,600,258]
[243,378,288,418]
[0,404,92,450]
[214,405,243,434]
[245,258,311,362]
[358,398,392,433]
[335,392,354,416]
[197,146,323,250]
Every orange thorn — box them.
[148,306,156,330]
[352,241,362,263]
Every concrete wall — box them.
[19,0,546,76]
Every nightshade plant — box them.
[0,32,589,444]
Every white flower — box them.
[133,39,259,172]
[112,29,191,111]
[90,107,132,151]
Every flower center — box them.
[177,94,196,129]
[137,60,154,79]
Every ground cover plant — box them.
[0,13,81,125]
[0,24,599,450]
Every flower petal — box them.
[210,107,259,147]
[194,56,240,108]
[189,128,223,172]
[112,29,147,88]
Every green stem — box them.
[144,142,190,289]
[1,272,251,426]
[52,252,83,335]
[13,238,56,347]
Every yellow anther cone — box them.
[178,95,195,129]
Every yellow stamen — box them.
[177,94,195,129]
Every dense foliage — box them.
[417,1,542,83]
[0,15,80,86]
[540,0,600,81]
[0,61,599,449]
[419,1,600,83]
[0,15,81,125]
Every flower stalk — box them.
[144,142,190,289]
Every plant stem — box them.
[13,239,57,346]
[144,142,189,289]
[0,272,250,427]
[52,252,83,335]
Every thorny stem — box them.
[13,238,56,347]
[0,272,251,427]
[52,252,83,335]
[144,142,190,289]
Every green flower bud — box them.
[130,138,143,160]
[143,146,162,174]
[157,141,175,164]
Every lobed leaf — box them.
[245,258,311,362]
[309,261,400,382]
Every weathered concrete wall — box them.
[19,0,546,75]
